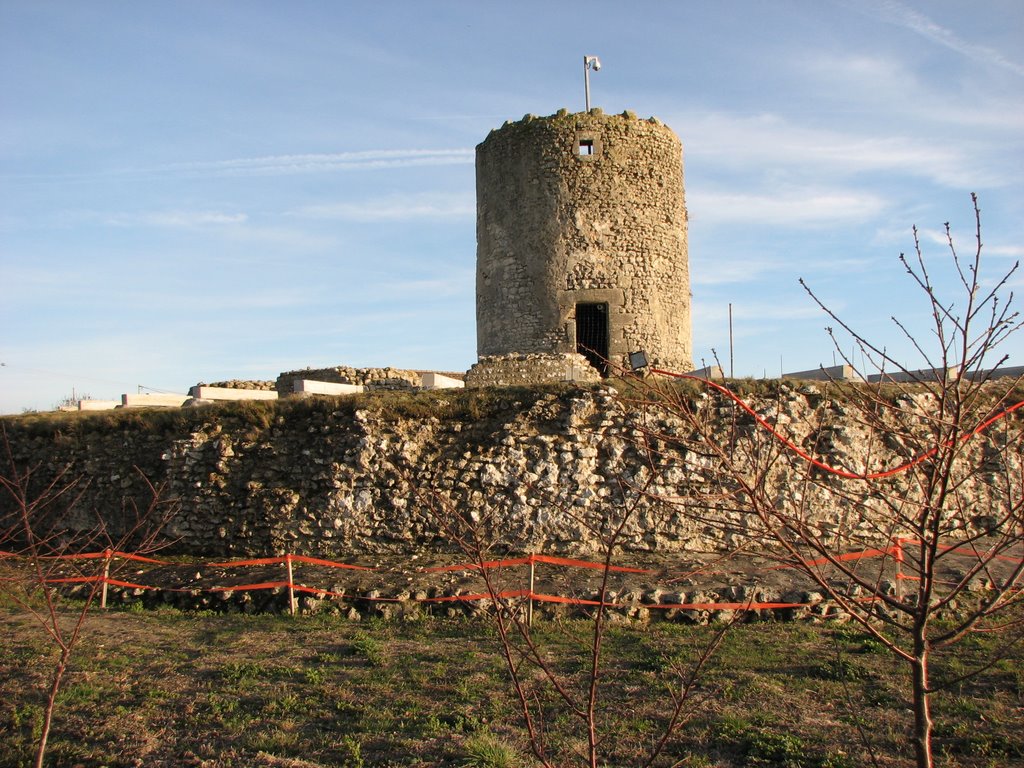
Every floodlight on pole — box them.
[583,55,601,112]
[629,350,649,372]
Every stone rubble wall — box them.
[1,383,1017,559]
[276,366,421,396]
[202,380,277,391]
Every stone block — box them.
[78,399,120,411]
[420,372,465,390]
[294,379,365,396]
[121,393,190,408]
[188,386,279,401]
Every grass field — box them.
[1,598,1021,768]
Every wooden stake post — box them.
[286,553,297,616]
[527,553,536,628]
[100,549,112,609]
[893,538,904,602]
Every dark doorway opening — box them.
[576,303,609,375]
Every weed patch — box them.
[460,730,521,768]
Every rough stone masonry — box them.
[468,109,692,387]
[2,382,1016,560]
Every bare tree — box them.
[624,194,1023,768]
[0,426,176,768]
[411,450,735,768]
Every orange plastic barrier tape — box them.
[209,555,376,569]
[424,555,653,574]
[291,584,349,599]
[528,593,811,610]
[529,593,622,607]
[209,581,291,591]
[769,547,895,570]
[288,555,375,570]
[896,574,972,587]
[423,557,531,573]
[208,557,289,568]
[647,600,808,610]
[109,551,170,564]
[935,543,1024,564]
[24,540,1018,611]
[530,554,654,573]
[424,589,530,603]
[103,578,162,591]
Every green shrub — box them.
[351,631,386,667]
[809,657,865,682]
[460,730,520,768]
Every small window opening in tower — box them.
[576,303,609,375]
[577,138,595,156]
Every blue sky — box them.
[1,0,1022,413]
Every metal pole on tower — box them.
[583,55,601,111]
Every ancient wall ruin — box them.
[3,383,1015,559]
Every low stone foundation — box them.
[465,353,602,388]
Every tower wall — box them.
[471,109,691,385]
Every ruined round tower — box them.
[465,108,692,387]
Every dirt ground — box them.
[73,537,1023,621]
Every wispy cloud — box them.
[797,52,1024,132]
[105,210,248,228]
[987,244,1024,259]
[691,188,887,227]
[129,149,474,179]
[692,257,783,286]
[293,192,474,221]
[1,264,105,301]
[376,272,474,300]
[695,299,831,325]
[4,149,476,183]
[914,226,1024,261]
[216,225,337,252]
[122,286,315,313]
[693,252,876,285]
[681,111,992,187]
[865,0,1024,77]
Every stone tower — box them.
[465,108,692,387]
